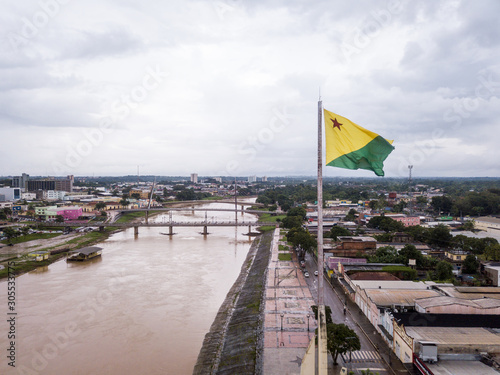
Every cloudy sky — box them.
[1,0,499,178]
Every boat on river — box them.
[67,246,102,261]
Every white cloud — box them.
[0,0,499,177]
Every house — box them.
[484,265,500,286]
[392,312,500,365]
[329,236,377,257]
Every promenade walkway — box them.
[262,229,316,375]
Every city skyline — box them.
[1,1,499,178]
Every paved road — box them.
[303,252,395,375]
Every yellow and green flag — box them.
[324,109,394,176]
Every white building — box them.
[44,190,67,200]
[0,187,21,201]
[190,173,198,184]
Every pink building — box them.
[392,216,420,227]
[45,207,83,221]
[57,207,83,221]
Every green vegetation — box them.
[381,266,417,280]
[0,253,68,279]
[278,253,292,261]
[115,212,147,223]
[258,213,286,223]
[257,225,275,232]
[326,226,352,240]
[325,323,361,365]
[278,244,289,251]
[1,232,60,245]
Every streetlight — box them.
[280,313,284,331]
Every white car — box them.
[304,271,310,278]
[314,270,319,276]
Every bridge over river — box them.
[41,221,278,235]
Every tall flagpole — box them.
[317,97,328,373]
[317,99,324,306]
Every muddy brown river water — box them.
[0,202,257,375]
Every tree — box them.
[344,209,357,221]
[55,215,64,223]
[431,196,453,214]
[461,220,475,231]
[367,216,404,233]
[325,323,361,365]
[428,224,453,248]
[484,243,500,261]
[3,207,12,216]
[462,254,479,274]
[120,199,130,208]
[281,216,303,229]
[131,193,141,200]
[435,261,453,281]
[287,227,317,253]
[3,227,19,244]
[329,226,352,240]
[95,202,107,211]
[20,226,30,236]
[287,206,307,220]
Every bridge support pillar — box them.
[248,225,251,234]
[134,226,139,236]
[145,211,149,224]
[203,225,208,235]
[99,226,104,232]
[169,226,173,236]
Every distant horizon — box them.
[3,174,500,181]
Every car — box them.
[304,271,309,278]
[314,270,319,276]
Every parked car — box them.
[304,271,309,278]
[314,270,319,276]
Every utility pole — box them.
[408,165,413,215]
[234,177,238,224]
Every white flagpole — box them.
[317,98,327,373]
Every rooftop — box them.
[405,326,500,346]
[365,289,440,307]
[69,246,102,256]
[426,360,499,375]
[393,312,500,328]
[415,296,500,310]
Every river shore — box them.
[193,229,273,375]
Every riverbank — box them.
[0,210,162,280]
[193,230,273,375]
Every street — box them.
[303,252,396,375]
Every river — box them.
[1,201,258,375]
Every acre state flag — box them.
[324,109,394,176]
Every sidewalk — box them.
[262,229,317,375]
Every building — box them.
[190,173,198,184]
[485,265,500,286]
[43,190,67,201]
[248,175,257,183]
[475,216,500,235]
[0,187,22,201]
[129,188,150,199]
[27,175,74,192]
[444,250,470,275]
[35,206,83,221]
[12,173,29,189]
[330,236,377,257]
[414,296,500,315]
[392,312,500,364]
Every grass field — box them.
[1,233,61,245]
